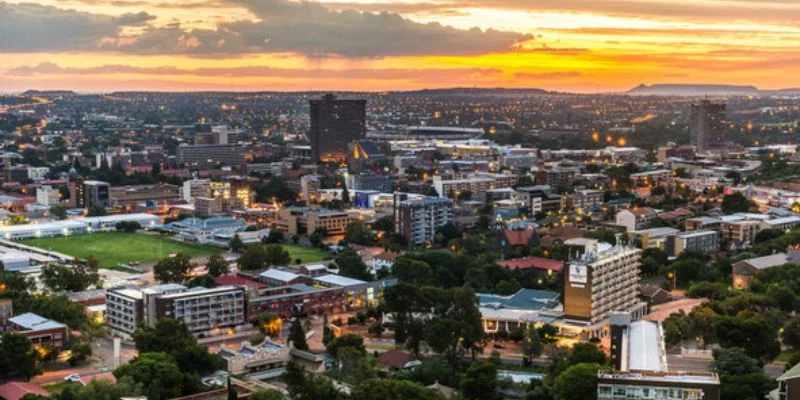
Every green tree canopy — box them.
[551,363,601,400]
[353,378,445,400]
[153,253,194,283]
[460,360,498,400]
[205,253,229,277]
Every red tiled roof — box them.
[0,381,49,400]
[503,229,536,247]
[657,208,692,220]
[215,275,267,289]
[630,207,656,217]
[378,350,415,370]
[498,257,564,272]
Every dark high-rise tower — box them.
[689,100,726,150]
[309,94,366,162]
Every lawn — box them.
[21,232,220,267]
[283,244,333,264]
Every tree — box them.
[258,313,282,338]
[67,342,93,366]
[460,360,497,400]
[40,262,100,292]
[551,363,601,400]
[353,378,445,400]
[783,316,800,350]
[719,372,773,400]
[205,253,229,277]
[289,319,308,351]
[710,347,762,376]
[132,318,220,375]
[425,318,462,369]
[264,230,284,244]
[345,220,374,245]
[114,352,186,399]
[264,244,291,266]
[229,234,244,252]
[521,326,544,361]
[87,205,107,216]
[326,333,365,358]
[435,222,461,245]
[0,332,40,380]
[722,192,753,214]
[283,360,343,400]
[335,250,372,281]
[568,343,606,366]
[755,228,783,244]
[186,274,217,288]
[309,230,324,247]
[49,205,68,220]
[373,215,395,232]
[714,315,781,363]
[538,324,559,344]
[59,379,143,400]
[153,253,194,283]
[237,245,266,270]
[392,257,433,286]
[115,221,141,233]
[368,322,385,338]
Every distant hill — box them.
[22,90,77,96]
[627,84,759,96]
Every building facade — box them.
[563,238,646,336]
[394,195,454,245]
[690,100,726,150]
[309,94,367,162]
[106,284,247,339]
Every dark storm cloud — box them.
[0,0,532,58]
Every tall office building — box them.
[689,100,726,150]
[563,238,646,337]
[309,94,367,162]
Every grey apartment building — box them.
[177,144,247,168]
[394,194,453,245]
[106,284,247,339]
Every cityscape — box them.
[1,1,800,400]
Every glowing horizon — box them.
[1,0,798,93]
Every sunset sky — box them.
[1,0,799,92]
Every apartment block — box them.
[665,230,720,258]
[394,194,454,245]
[106,284,247,339]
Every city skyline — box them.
[1,0,799,93]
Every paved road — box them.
[667,354,712,372]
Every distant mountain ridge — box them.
[627,84,759,96]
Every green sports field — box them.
[20,232,220,267]
[282,244,333,263]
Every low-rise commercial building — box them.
[732,252,791,289]
[599,313,720,400]
[8,312,69,350]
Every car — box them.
[64,373,81,383]
[493,343,506,349]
